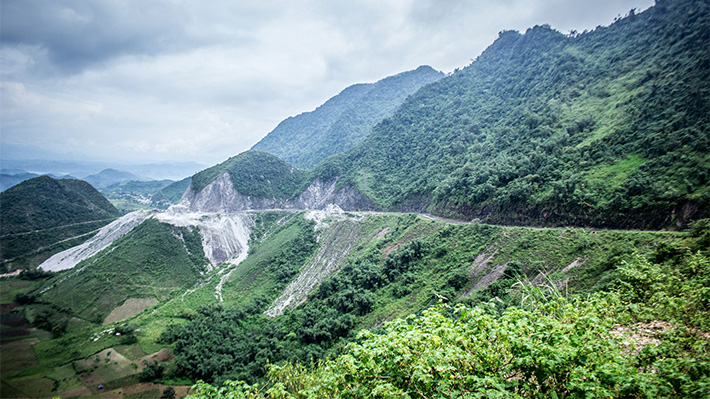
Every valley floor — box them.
[1,210,705,398]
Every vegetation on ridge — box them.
[314,0,709,229]
[252,66,444,169]
[190,222,710,398]
[38,218,208,323]
[190,151,309,197]
[161,212,690,386]
[0,176,121,271]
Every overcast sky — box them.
[1,0,654,166]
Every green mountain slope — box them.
[151,176,192,207]
[83,168,146,189]
[317,0,708,229]
[251,66,444,169]
[190,150,308,196]
[0,176,121,271]
[161,212,690,384]
[38,218,208,323]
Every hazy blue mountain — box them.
[0,159,206,181]
[0,172,39,191]
[252,66,444,169]
[83,168,147,189]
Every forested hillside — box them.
[315,0,708,229]
[190,150,308,196]
[2,1,709,398]
[252,66,444,169]
[0,176,121,271]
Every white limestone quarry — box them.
[39,210,152,272]
[154,205,254,269]
[40,203,254,277]
[155,204,254,302]
[181,173,376,213]
[265,206,360,317]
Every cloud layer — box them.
[1,0,653,165]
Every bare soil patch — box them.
[104,298,158,324]
[374,227,390,239]
[383,242,402,255]
[139,348,173,366]
[59,385,93,398]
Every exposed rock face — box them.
[41,205,255,272]
[265,210,361,317]
[181,173,278,212]
[181,173,376,213]
[39,210,152,272]
[155,205,254,268]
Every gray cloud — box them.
[0,0,654,166]
[1,0,194,73]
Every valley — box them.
[1,204,701,397]
[1,0,708,397]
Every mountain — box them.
[83,168,147,189]
[251,66,444,169]
[39,218,209,323]
[0,172,39,191]
[311,0,709,229]
[0,159,207,182]
[151,176,192,207]
[184,0,708,230]
[182,150,374,212]
[115,161,206,181]
[0,171,77,192]
[0,176,121,271]
[2,1,709,397]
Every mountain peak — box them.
[251,66,444,169]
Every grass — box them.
[1,212,694,397]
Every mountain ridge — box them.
[0,175,121,271]
[251,65,444,168]
[185,0,708,230]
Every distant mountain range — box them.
[82,168,148,189]
[0,159,206,182]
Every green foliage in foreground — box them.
[162,213,686,387]
[188,247,709,398]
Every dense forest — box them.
[307,0,708,229]
[0,176,121,271]
[190,151,309,196]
